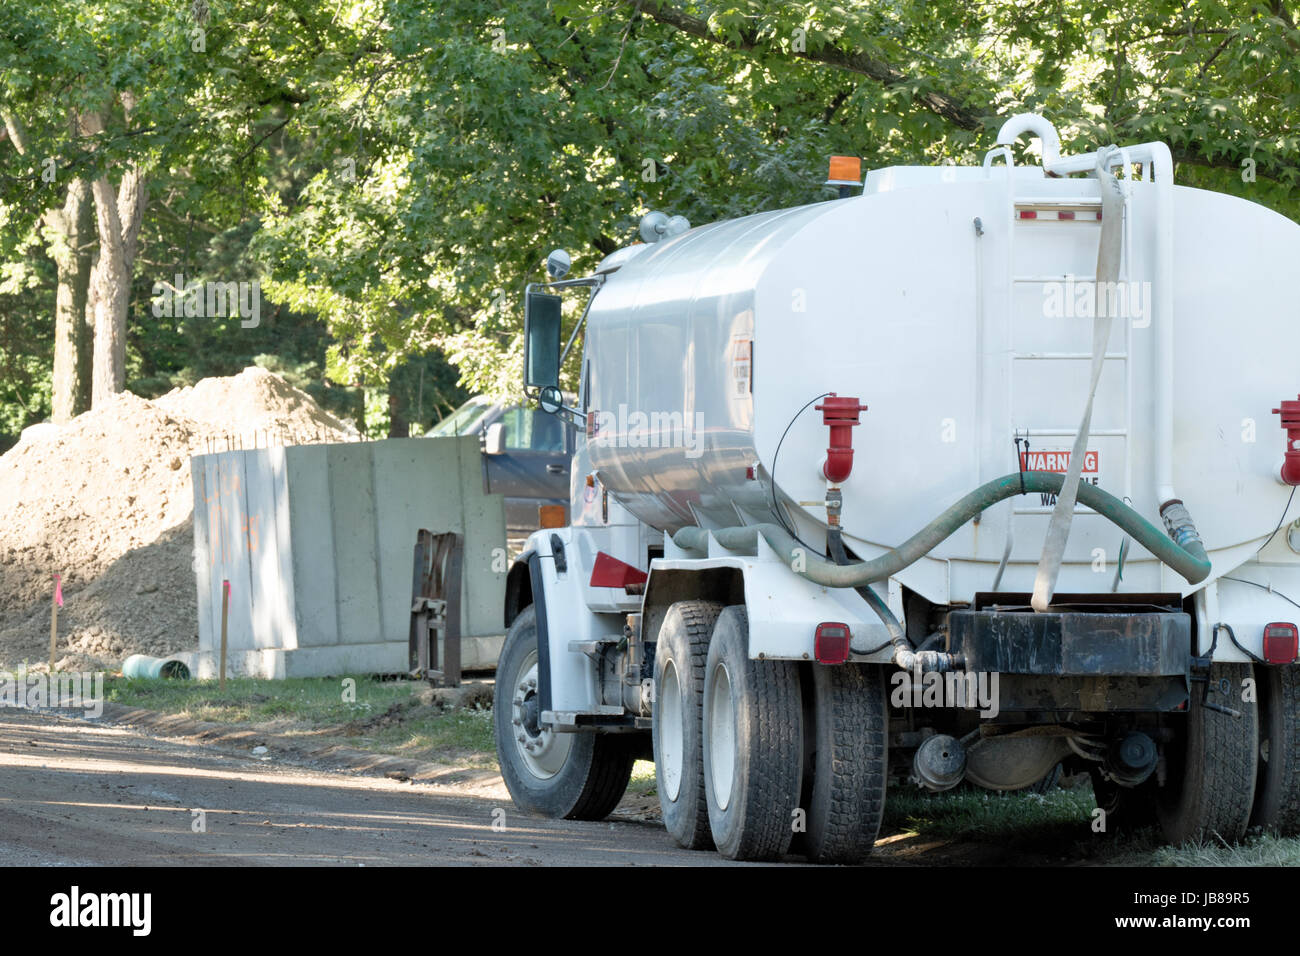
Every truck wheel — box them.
[1252,664,1300,835]
[1156,662,1257,845]
[493,606,635,820]
[702,606,803,861]
[653,600,724,850]
[802,663,888,864]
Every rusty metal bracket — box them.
[409,530,464,687]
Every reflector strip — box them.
[1016,207,1102,222]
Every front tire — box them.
[702,606,803,861]
[493,606,635,820]
[653,600,723,850]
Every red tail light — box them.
[814,622,851,664]
[1263,622,1299,664]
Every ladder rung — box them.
[1013,352,1128,360]
[1013,275,1099,283]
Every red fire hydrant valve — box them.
[1273,395,1300,486]
[816,393,868,483]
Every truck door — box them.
[484,406,571,532]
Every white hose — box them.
[1030,146,1127,613]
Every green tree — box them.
[253,1,1300,401]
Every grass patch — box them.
[342,706,497,768]
[882,783,1300,865]
[1111,831,1300,867]
[101,675,498,769]
[104,675,413,725]
[884,786,1096,850]
[627,760,657,797]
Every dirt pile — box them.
[156,366,357,447]
[0,368,358,672]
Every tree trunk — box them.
[88,173,131,405]
[1,109,96,421]
[388,387,410,438]
[81,103,147,407]
[49,177,95,421]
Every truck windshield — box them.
[429,397,493,437]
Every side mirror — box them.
[483,422,506,456]
[524,290,562,391]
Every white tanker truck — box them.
[492,113,1300,862]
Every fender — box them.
[1203,567,1300,663]
[646,530,894,662]
[521,527,627,723]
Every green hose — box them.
[671,471,1211,589]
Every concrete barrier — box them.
[189,436,506,678]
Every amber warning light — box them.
[826,156,863,198]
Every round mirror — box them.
[539,385,563,414]
[546,248,571,280]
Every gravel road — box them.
[0,710,755,867]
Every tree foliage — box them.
[3,0,1300,438]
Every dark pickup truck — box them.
[427,396,570,535]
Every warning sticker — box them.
[1019,448,1103,509]
[1019,450,1099,473]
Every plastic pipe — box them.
[122,654,191,680]
[996,113,1062,167]
[672,471,1211,590]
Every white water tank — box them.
[582,160,1300,603]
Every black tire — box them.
[652,600,724,850]
[702,606,803,861]
[1252,664,1300,835]
[493,606,635,820]
[803,663,888,864]
[1156,662,1257,845]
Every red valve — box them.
[1273,395,1300,486]
[815,393,868,483]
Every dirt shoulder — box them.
[83,676,509,800]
